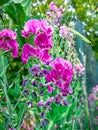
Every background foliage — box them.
[0,0,98,130]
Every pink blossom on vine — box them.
[34,32,52,49]
[0,29,19,57]
[49,2,57,11]
[74,63,85,76]
[0,29,17,39]
[6,40,19,57]
[88,94,95,106]
[37,101,44,107]
[21,44,52,64]
[46,58,73,95]
[93,85,98,93]
[59,25,71,36]
[57,11,63,18]
[40,20,53,36]
[47,2,63,24]
[39,49,52,64]
[22,19,53,38]
[22,30,29,38]
[47,84,53,93]
[22,20,41,37]
[46,12,52,17]
[58,6,63,12]
[21,44,37,64]
[96,116,98,119]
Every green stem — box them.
[78,118,83,130]
[0,56,14,129]
[72,120,75,130]
[82,56,92,130]
[3,87,14,129]
[47,120,54,130]
[13,75,31,110]
[16,103,27,130]
[13,87,26,110]
[82,82,92,130]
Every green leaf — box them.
[0,0,10,6]
[47,120,54,130]
[12,0,23,3]
[68,27,91,43]
[33,15,42,19]
[0,119,6,130]
[41,65,52,70]
[15,4,26,25]
[21,0,32,10]
[4,3,26,25]
[4,4,17,23]
[14,80,21,98]
[21,0,32,18]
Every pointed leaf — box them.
[4,3,26,25]
[68,27,91,43]
[0,0,10,6]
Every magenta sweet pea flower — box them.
[21,44,37,64]
[58,6,63,12]
[50,69,58,81]
[0,29,19,57]
[49,2,57,11]
[59,25,71,37]
[37,101,44,107]
[22,30,29,38]
[57,11,63,18]
[46,73,53,82]
[46,58,73,95]
[74,63,85,76]
[40,20,53,36]
[34,32,52,49]
[6,40,19,57]
[22,19,53,63]
[0,29,17,39]
[22,19,53,38]
[22,20,41,37]
[55,79,63,88]
[21,44,52,64]
[93,85,98,93]
[48,1,63,25]
[47,84,53,93]
[49,1,54,7]
[39,49,52,64]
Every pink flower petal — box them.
[34,33,52,49]
[21,44,37,64]
[47,85,53,93]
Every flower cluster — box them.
[88,85,98,106]
[0,11,74,129]
[22,19,53,38]
[20,111,35,130]
[59,25,73,41]
[46,58,73,96]
[88,85,98,125]
[0,20,74,106]
[74,63,85,76]
[21,19,53,64]
[36,95,69,128]
[0,29,19,57]
[0,1,83,130]
[30,64,49,77]
[47,1,63,24]
[29,63,73,106]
